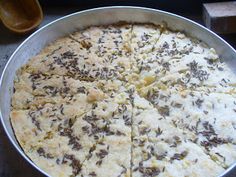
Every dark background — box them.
[0,1,236,177]
[39,0,231,14]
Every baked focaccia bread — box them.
[10,23,236,177]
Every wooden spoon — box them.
[0,0,43,34]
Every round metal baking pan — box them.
[0,6,236,177]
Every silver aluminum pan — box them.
[0,6,236,177]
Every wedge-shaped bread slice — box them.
[132,138,224,177]
[11,107,94,177]
[24,24,133,81]
[11,102,96,149]
[70,24,134,79]
[132,95,224,176]
[127,29,196,87]
[12,72,126,110]
[129,40,236,93]
[76,88,132,177]
[153,30,198,61]
[141,86,236,168]
[11,85,133,177]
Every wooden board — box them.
[203,1,236,34]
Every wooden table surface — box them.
[0,6,236,177]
